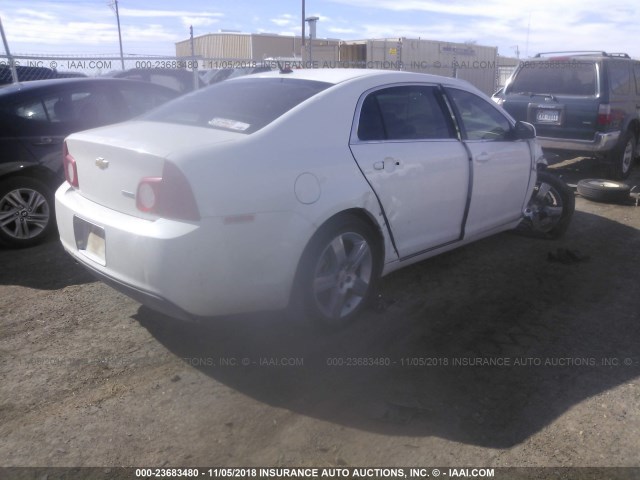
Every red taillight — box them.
[136,177,162,212]
[136,161,200,221]
[63,142,79,188]
[597,104,611,125]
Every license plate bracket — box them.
[73,216,106,266]
[535,108,561,124]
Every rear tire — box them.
[296,215,381,329]
[608,130,635,179]
[0,176,55,248]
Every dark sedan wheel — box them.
[0,177,54,247]
[518,171,575,239]
[299,216,381,328]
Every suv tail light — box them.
[136,161,200,221]
[597,104,611,125]
[63,141,79,188]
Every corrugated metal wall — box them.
[176,33,252,59]
[361,38,498,95]
[250,34,302,61]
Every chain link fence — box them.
[0,52,516,96]
[0,53,351,92]
[0,54,207,91]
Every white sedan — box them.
[55,69,574,327]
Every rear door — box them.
[349,84,470,258]
[445,87,532,236]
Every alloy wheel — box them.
[0,187,51,240]
[312,231,373,320]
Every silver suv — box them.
[501,51,640,178]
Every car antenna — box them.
[277,61,293,74]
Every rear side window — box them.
[143,77,331,134]
[508,61,597,96]
[14,98,48,121]
[8,89,119,127]
[118,85,177,118]
[357,85,455,141]
[608,61,632,95]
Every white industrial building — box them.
[176,32,507,94]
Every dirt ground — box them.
[1,158,639,471]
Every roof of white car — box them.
[250,67,472,88]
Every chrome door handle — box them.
[31,136,60,146]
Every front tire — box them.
[298,216,381,328]
[518,170,575,239]
[0,176,55,248]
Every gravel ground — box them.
[1,159,639,471]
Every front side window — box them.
[143,77,331,134]
[447,88,511,141]
[357,85,455,141]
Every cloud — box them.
[271,14,296,27]
[322,0,640,57]
[119,8,223,19]
[182,17,220,28]
[327,27,358,34]
[2,0,640,59]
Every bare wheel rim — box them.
[312,231,373,320]
[527,181,564,233]
[0,187,50,240]
[621,138,633,174]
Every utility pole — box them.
[190,25,198,90]
[301,0,306,47]
[108,0,125,70]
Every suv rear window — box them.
[508,61,597,96]
[143,77,331,134]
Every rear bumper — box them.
[71,256,200,322]
[538,130,620,154]
[54,183,303,319]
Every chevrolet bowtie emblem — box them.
[95,157,109,169]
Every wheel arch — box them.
[288,207,386,307]
[627,118,640,153]
[0,163,62,187]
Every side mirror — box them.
[514,121,536,140]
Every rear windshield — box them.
[507,61,597,96]
[142,77,331,134]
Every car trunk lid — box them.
[65,120,240,219]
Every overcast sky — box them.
[1,0,639,59]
